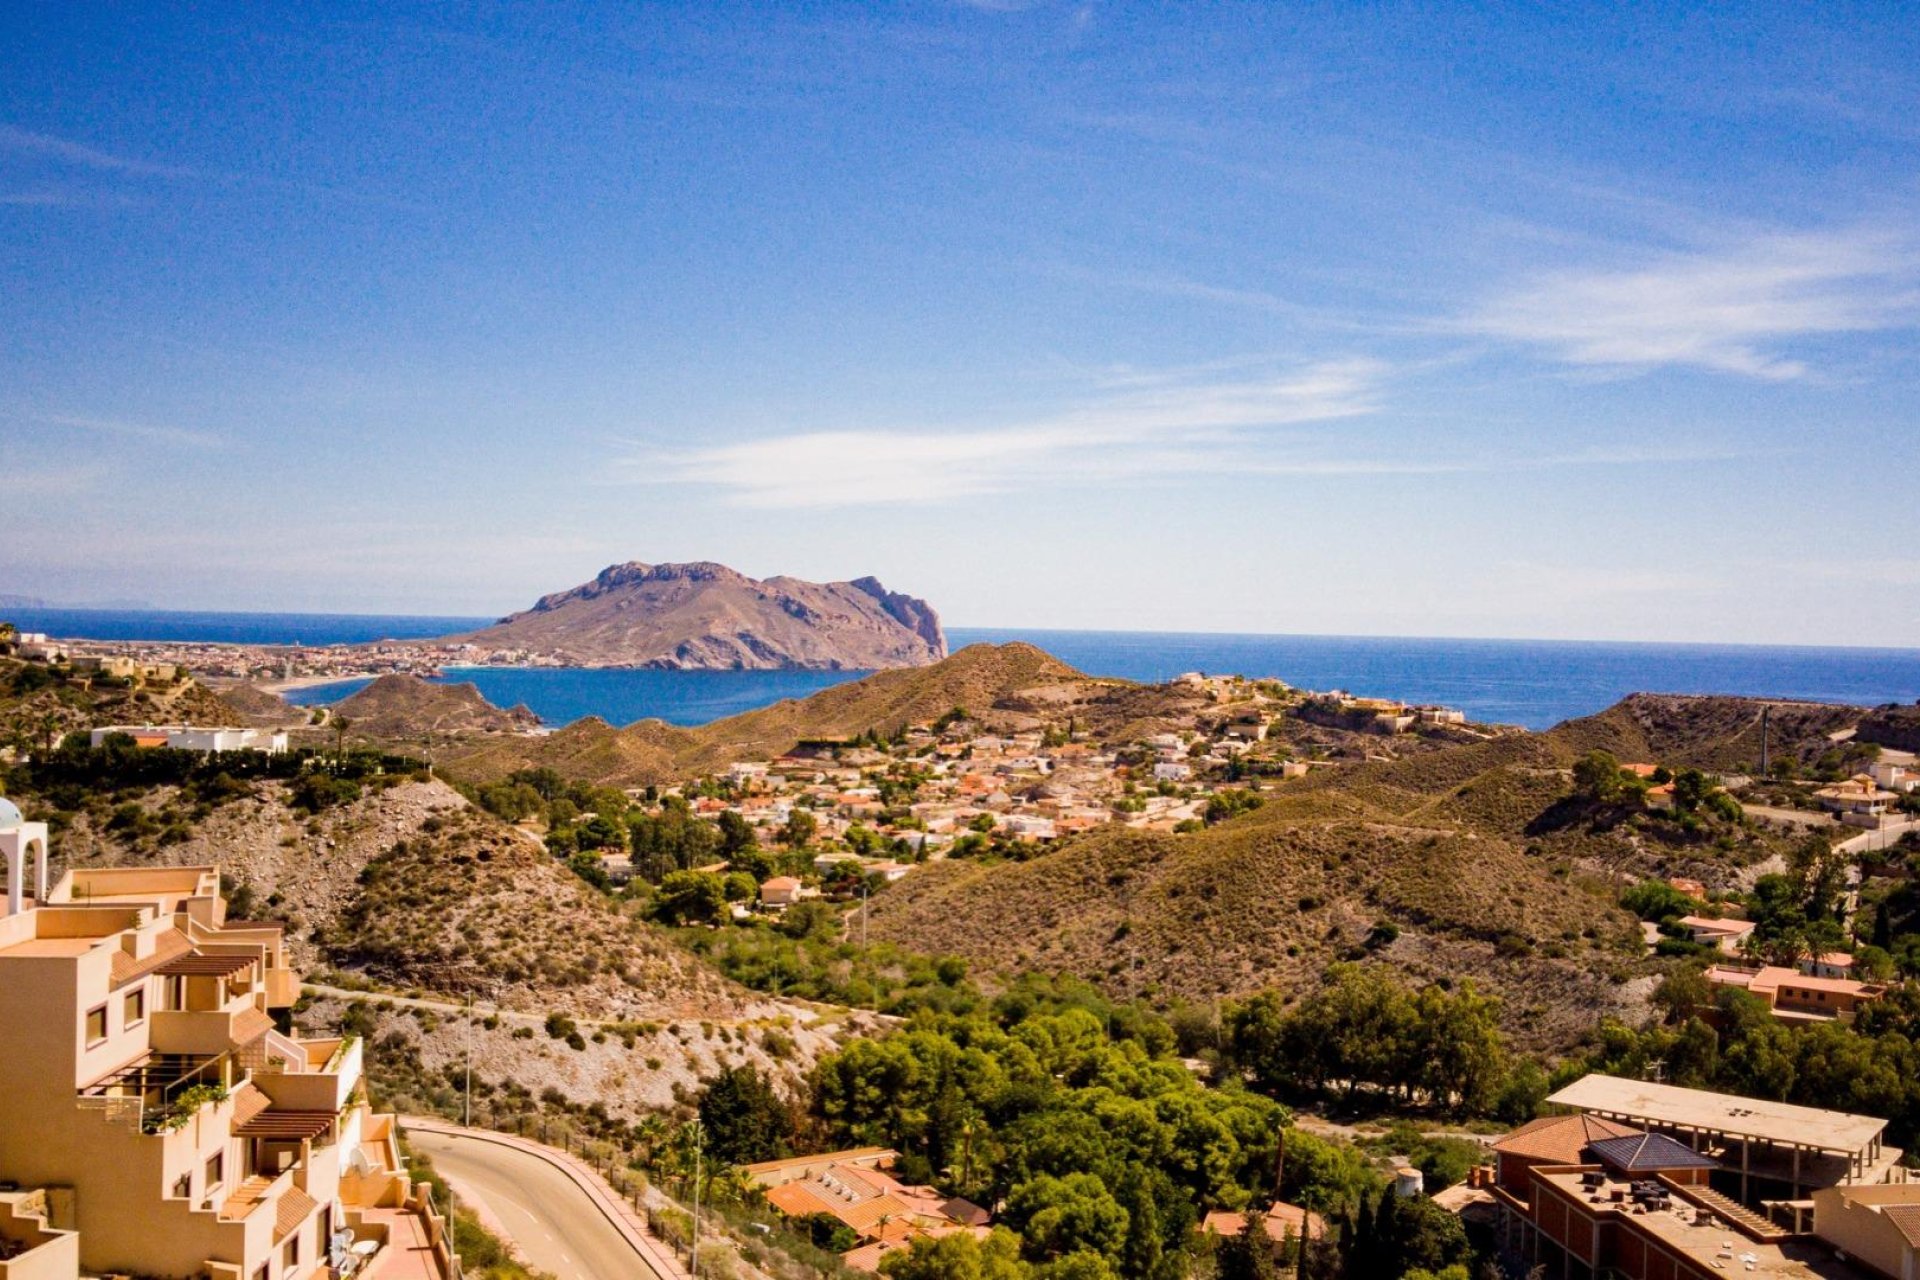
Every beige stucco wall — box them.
[1814,1185,1919,1280]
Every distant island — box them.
[438,560,947,671]
[0,592,152,610]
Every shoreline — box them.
[254,672,382,695]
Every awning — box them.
[234,1110,336,1141]
[158,952,257,978]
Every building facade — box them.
[0,808,448,1280]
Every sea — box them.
[8,608,1920,732]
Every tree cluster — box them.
[1222,964,1517,1118]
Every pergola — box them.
[1546,1074,1894,1203]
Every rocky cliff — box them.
[447,561,947,670]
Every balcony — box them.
[77,1050,238,1133]
[252,1034,361,1114]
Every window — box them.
[205,1152,224,1193]
[253,1265,269,1280]
[283,1230,301,1270]
[84,1005,108,1046]
[124,986,146,1027]
[173,1173,192,1199]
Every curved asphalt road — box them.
[408,1129,668,1280]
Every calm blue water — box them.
[8,608,1919,730]
[957,629,1920,730]
[283,667,865,728]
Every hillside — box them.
[212,682,300,726]
[439,641,1212,785]
[333,673,541,737]
[866,701,1826,1053]
[41,776,731,1018]
[25,775,865,1119]
[866,761,1648,1052]
[1860,702,1920,753]
[0,655,278,750]
[444,560,946,669]
[1547,692,1866,772]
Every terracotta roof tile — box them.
[1883,1204,1920,1249]
[839,1194,913,1234]
[110,929,192,985]
[231,1005,275,1046]
[275,1186,317,1241]
[765,1182,836,1219]
[230,1084,271,1127]
[1494,1114,1642,1163]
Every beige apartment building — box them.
[0,798,451,1280]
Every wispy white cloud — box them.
[0,124,192,179]
[616,363,1758,509]
[1457,227,1920,379]
[620,360,1382,508]
[39,414,223,449]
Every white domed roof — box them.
[0,798,21,830]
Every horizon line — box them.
[5,603,1920,658]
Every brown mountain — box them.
[332,674,542,737]
[446,561,946,670]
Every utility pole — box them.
[861,881,869,949]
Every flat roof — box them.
[1533,1167,1876,1279]
[1548,1075,1885,1154]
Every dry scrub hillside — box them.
[213,682,301,726]
[869,776,1647,1052]
[298,992,876,1125]
[439,642,1215,785]
[44,775,870,1121]
[48,777,751,1023]
[50,778,461,968]
[868,704,1827,1053]
[323,804,747,1020]
[333,674,541,736]
[1547,693,1865,772]
[1860,703,1920,753]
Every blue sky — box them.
[3,3,1917,645]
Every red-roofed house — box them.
[744,1149,990,1272]
[1201,1201,1325,1247]
[1706,965,1883,1024]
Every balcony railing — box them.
[77,1050,236,1133]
